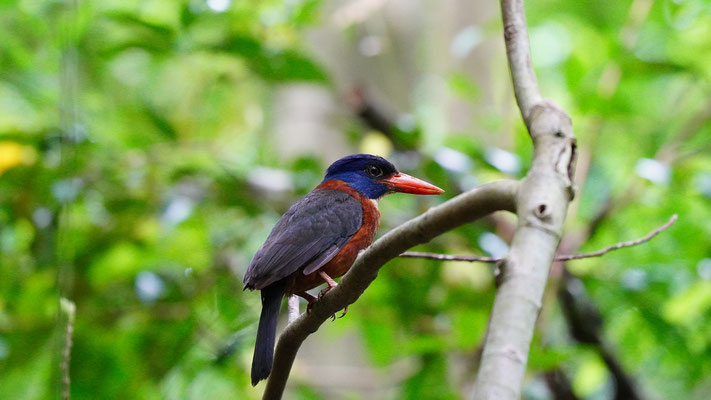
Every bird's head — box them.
[323,154,444,199]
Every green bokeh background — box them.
[1,0,710,399]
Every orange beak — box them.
[382,173,445,195]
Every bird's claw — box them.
[305,287,348,320]
[329,305,348,320]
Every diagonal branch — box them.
[262,180,519,399]
[400,214,677,263]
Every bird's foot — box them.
[303,297,340,319]
[318,286,337,321]
[305,273,347,320]
[319,288,349,320]
[317,284,349,320]
[317,284,336,301]
[317,271,338,302]
[296,291,318,315]
[318,271,338,291]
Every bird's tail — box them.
[251,280,285,386]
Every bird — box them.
[243,154,444,386]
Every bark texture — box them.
[471,1,577,399]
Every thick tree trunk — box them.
[471,0,577,399]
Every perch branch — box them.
[400,214,677,263]
[263,180,519,399]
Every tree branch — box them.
[263,180,519,399]
[555,214,675,260]
[400,214,677,263]
[471,1,577,399]
[400,252,500,263]
[501,0,542,121]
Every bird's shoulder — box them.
[280,185,363,224]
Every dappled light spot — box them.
[697,258,711,280]
[32,207,52,229]
[529,22,572,67]
[135,271,166,303]
[358,35,383,57]
[451,26,483,59]
[695,173,711,199]
[621,269,648,291]
[479,232,509,259]
[206,0,230,13]
[51,178,83,203]
[434,147,471,173]
[162,196,194,226]
[485,147,521,176]
[246,167,294,196]
[635,158,670,185]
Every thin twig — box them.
[556,214,676,260]
[60,298,76,400]
[400,252,500,263]
[400,214,677,264]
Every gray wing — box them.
[243,189,363,290]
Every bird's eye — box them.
[366,165,383,177]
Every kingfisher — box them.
[243,154,444,386]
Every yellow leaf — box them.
[0,141,36,175]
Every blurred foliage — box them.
[0,0,710,399]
